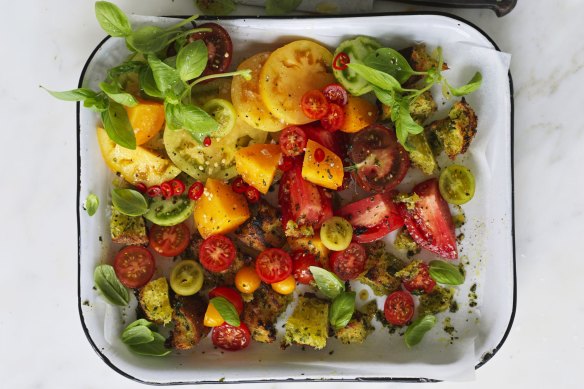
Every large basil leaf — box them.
[165,102,219,142]
[94,1,132,37]
[101,101,136,149]
[127,332,171,356]
[147,54,186,103]
[429,260,465,285]
[93,264,130,306]
[111,188,148,217]
[329,291,356,330]
[404,314,436,348]
[347,62,403,92]
[42,87,98,102]
[99,82,138,107]
[364,48,415,85]
[309,266,345,299]
[176,40,208,81]
[210,297,240,327]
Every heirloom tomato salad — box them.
[53,2,484,355]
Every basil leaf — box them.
[429,260,465,285]
[42,87,97,101]
[165,102,219,142]
[176,40,208,81]
[93,264,130,306]
[139,66,164,99]
[95,1,132,37]
[101,101,136,149]
[147,54,186,103]
[266,0,302,15]
[99,82,138,107]
[122,324,155,345]
[128,26,178,54]
[128,332,171,356]
[124,318,156,331]
[347,63,403,92]
[196,0,236,15]
[329,291,356,330]
[309,266,345,299]
[84,93,109,113]
[111,188,148,217]
[449,72,483,97]
[364,48,415,85]
[404,314,436,348]
[211,297,240,326]
[84,193,99,216]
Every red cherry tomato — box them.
[212,322,251,351]
[322,83,348,106]
[146,185,162,198]
[402,262,436,295]
[199,235,236,272]
[301,90,329,120]
[244,186,260,203]
[279,126,308,157]
[160,181,173,198]
[188,182,204,201]
[384,291,415,326]
[329,242,367,281]
[255,248,293,284]
[231,177,249,194]
[209,286,244,315]
[113,246,155,289]
[169,179,185,196]
[321,103,345,132]
[292,251,318,284]
[278,156,294,172]
[148,222,190,257]
[188,22,233,76]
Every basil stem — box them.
[210,297,240,327]
[93,264,130,306]
[448,72,483,97]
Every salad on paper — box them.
[51,2,483,356]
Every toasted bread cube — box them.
[335,301,377,345]
[138,277,173,325]
[284,296,329,350]
[418,286,454,316]
[242,285,292,343]
[358,242,405,296]
[168,295,210,350]
[430,99,478,160]
[110,206,148,245]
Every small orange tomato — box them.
[203,303,224,327]
[235,266,261,294]
[271,275,296,295]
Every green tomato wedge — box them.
[202,98,237,138]
[320,216,353,251]
[439,164,476,205]
[144,195,194,226]
[170,260,204,296]
[333,36,382,96]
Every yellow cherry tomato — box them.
[320,216,353,251]
[203,303,224,327]
[271,275,296,295]
[169,260,204,296]
[235,266,261,294]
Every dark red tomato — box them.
[320,103,345,132]
[148,222,190,257]
[188,23,233,76]
[322,83,348,106]
[398,178,458,259]
[329,242,367,281]
[231,177,249,194]
[278,156,294,172]
[199,234,237,272]
[209,286,244,314]
[384,291,415,326]
[113,246,155,289]
[212,322,251,351]
[348,124,410,193]
[302,123,348,160]
[402,262,436,295]
[255,248,293,284]
[279,126,307,157]
[301,89,329,120]
[292,251,318,284]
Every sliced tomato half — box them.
[402,262,436,295]
[255,248,293,284]
[148,222,190,257]
[329,242,367,281]
[384,290,414,326]
[199,234,237,272]
[212,322,251,351]
[113,246,155,289]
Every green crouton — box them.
[358,242,405,296]
[407,132,438,175]
[284,296,329,350]
[138,277,173,325]
[393,229,420,256]
[110,206,148,245]
[335,301,377,345]
[418,286,454,316]
[429,99,478,160]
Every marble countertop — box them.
[2,0,582,388]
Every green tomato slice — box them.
[202,98,237,138]
[170,260,204,296]
[144,195,194,226]
[439,164,476,205]
[320,216,353,251]
[333,36,382,96]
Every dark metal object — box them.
[388,0,517,16]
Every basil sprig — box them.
[404,314,436,348]
[121,319,171,357]
[93,264,130,306]
[210,297,240,326]
[111,188,148,216]
[309,266,345,299]
[84,193,99,216]
[329,291,356,330]
[429,260,465,285]
[95,1,132,37]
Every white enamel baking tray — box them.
[77,12,515,384]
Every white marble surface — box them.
[1,0,583,388]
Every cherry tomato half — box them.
[209,286,244,315]
[149,222,190,257]
[292,251,318,284]
[188,22,233,76]
[279,126,308,157]
[322,84,348,106]
[402,262,436,295]
[301,90,329,120]
[271,275,296,295]
[113,246,155,288]
[212,322,251,351]
[384,291,415,326]
[199,235,236,272]
[255,248,293,284]
[329,242,367,281]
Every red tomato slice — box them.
[292,251,318,284]
[279,126,307,157]
[402,262,436,295]
[113,246,155,289]
[322,83,348,106]
[384,291,415,326]
[302,123,348,159]
[301,89,329,120]
[199,235,237,272]
[398,178,458,259]
[212,322,251,351]
[255,248,293,284]
[353,223,392,244]
[148,222,190,257]
[329,242,367,281]
[209,286,244,314]
[320,103,345,132]
[188,23,233,76]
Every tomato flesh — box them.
[329,242,367,281]
[199,235,237,272]
[188,23,233,76]
[292,251,318,284]
[113,246,155,289]
[212,322,251,351]
[402,262,436,295]
[302,123,348,160]
[209,286,244,314]
[149,222,190,257]
[255,248,293,284]
[384,291,415,326]
[301,90,329,120]
[320,103,345,132]
[280,126,308,157]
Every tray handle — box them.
[388,0,517,17]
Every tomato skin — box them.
[212,322,251,351]
[384,291,415,326]
[148,222,190,257]
[169,179,185,196]
[301,90,329,120]
[188,23,233,76]
[402,262,436,295]
[188,182,204,200]
[322,83,348,106]
[280,126,308,157]
[292,251,318,284]
[231,177,248,194]
[255,248,293,284]
[320,103,345,132]
[244,186,261,203]
[302,123,348,160]
[209,286,244,315]
[199,235,237,272]
[329,242,367,281]
[113,246,155,289]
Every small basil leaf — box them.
[139,66,164,99]
[265,0,302,15]
[429,260,465,285]
[176,40,208,81]
[309,266,345,299]
[101,101,136,149]
[93,264,130,306]
[94,1,132,37]
[121,324,155,345]
[404,314,436,348]
[107,61,144,81]
[111,188,148,217]
[99,82,138,107]
[211,297,240,327]
[128,332,171,356]
[329,291,356,330]
[128,26,177,54]
[196,0,236,15]
[347,62,403,92]
[124,318,156,331]
[165,102,219,142]
[84,193,99,216]
[42,87,97,102]
[364,48,415,85]
[147,54,186,101]
[449,72,483,97]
